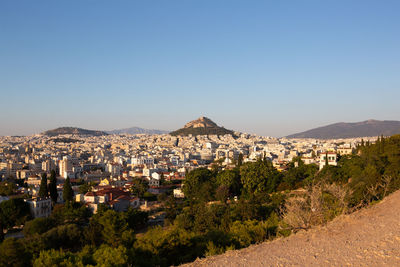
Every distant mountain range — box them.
[43,127,108,137]
[170,117,234,136]
[107,127,169,135]
[40,119,400,139]
[286,120,400,139]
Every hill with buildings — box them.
[170,117,234,136]
[107,126,168,135]
[43,127,108,136]
[286,120,400,139]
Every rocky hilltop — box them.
[43,127,108,137]
[287,119,400,139]
[183,116,218,128]
[170,117,234,136]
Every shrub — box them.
[282,182,349,231]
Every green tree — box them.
[23,217,55,237]
[164,196,179,224]
[240,159,282,198]
[62,177,73,203]
[0,220,4,242]
[324,152,329,168]
[38,173,48,198]
[230,220,268,248]
[124,207,148,230]
[0,198,30,229]
[381,134,385,153]
[51,202,91,225]
[96,209,130,247]
[237,153,244,167]
[78,183,91,194]
[33,249,81,267]
[216,169,241,196]
[134,225,199,266]
[0,238,31,267]
[0,181,16,196]
[49,170,58,203]
[279,159,318,190]
[41,224,82,251]
[215,185,230,202]
[160,173,165,185]
[182,168,214,202]
[130,178,149,198]
[93,245,129,267]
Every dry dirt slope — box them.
[184,190,400,267]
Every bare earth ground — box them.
[184,190,400,267]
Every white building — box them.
[131,157,154,165]
[59,156,72,178]
[301,157,315,165]
[337,146,353,156]
[25,198,52,218]
[148,178,160,187]
[42,159,55,172]
[143,167,156,177]
[319,152,337,170]
[106,163,121,176]
[173,188,185,198]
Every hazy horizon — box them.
[1,1,400,137]
[2,118,400,138]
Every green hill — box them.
[43,127,108,137]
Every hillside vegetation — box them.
[43,127,108,137]
[1,135,400,266]
[187,185,400,266]
[170,117,234,136]
[170,127,234,136]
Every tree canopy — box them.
[49,170,58,203]
[38,173,48,198]
[62,177,73,203]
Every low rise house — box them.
[301,157,315,165]
[337,146,353,156]
[83,187,139,213]
[25,197,52,218]
[319,152,337,170]
[173,188,185,198]
[27,175,41,187]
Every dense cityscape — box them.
[1,120,400,267]
[0,127,373,214]
[2,1,400,266]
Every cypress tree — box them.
[0,220,4,242]
[325,152,329,167]
[160,173,165,185]
[237,153,243,167]
[38,173,48,198]
[63,177,73,203]
[49,170,58,203]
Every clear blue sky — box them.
[1,0,399,137]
